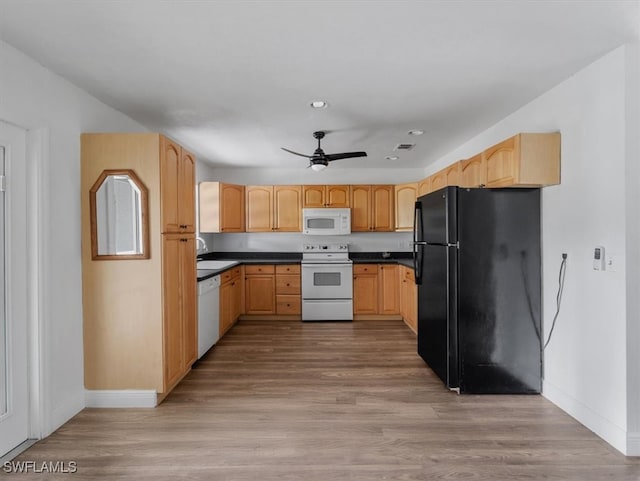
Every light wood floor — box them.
[14,320,640,480]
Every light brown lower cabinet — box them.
[220,266,243,336]
[399,265,417,333]
[244,265,276,314]
[353,264,400,316]
[353,264,379,314]
[275,264,301,315]
[242,264,301,317]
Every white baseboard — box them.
[627,432,640,457]
[543,380,628,455]
[85,390,157,408]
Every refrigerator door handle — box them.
[413,201,424,285]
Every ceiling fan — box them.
[281,131,367,171]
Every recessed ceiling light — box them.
[408,129,424,136]
[385,156,399,161]
[310,100,328,109]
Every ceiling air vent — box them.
[394,143,415,151]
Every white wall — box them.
[624,42,640,456]
[0,40,147,436]
[423,45,637,455]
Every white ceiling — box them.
[1,1,639,170]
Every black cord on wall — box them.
[544,253,568,350]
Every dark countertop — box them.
[197,251,413,282]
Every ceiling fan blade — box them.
[281,147,312,158]
[324,151,368,162]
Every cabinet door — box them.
[378,264,399,315]
[220,281,234,336]
[326,185,350,207]
[430,169,447,191]
[400,268,409,320]
[394,183,417,231]
[418,177,431,196]
[245,275,276,314]
[162,235,184,390]
[179,149,196,233]
[445,162,461,186]
[246,186,273,232]
[460,153,487,188]
[231,276,243,321]
[350,185,371,232]
[371,185,394,232]
[181,236,197,368]
[485,136,517,187]
[221,183,245,232]
[160,137,182,233]
[400,267,417,333]
[407,277,417,332]
[302,185,325,208]
[354,272,378,314]
[274,185,302,232]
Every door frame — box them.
[25,126,48,440]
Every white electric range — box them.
[301,243,353,322]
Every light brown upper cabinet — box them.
[418,177,432,196]
[484,133,560,187]
[302,185,350,208]
[199,182,245,233]
[274,185,303,231]
[394,183,418,232]
[245,185,273,232]
[160,137,195,233]
[350,185,395,232]
[460,153,487,188]
[246,185,302,232]
[431,163,461,191]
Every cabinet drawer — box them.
[276,295,301,315]
[276,275,300,295]
[354,264,378,275]
[275,264,300,275]
[221,266,242,284]
[245,264,275,275]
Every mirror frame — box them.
[89,169,150,260]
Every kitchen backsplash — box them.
[206,232,413,252]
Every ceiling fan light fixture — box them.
[310,162,327,172]
[310,100,328,109]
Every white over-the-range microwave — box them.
[302,208,351,235]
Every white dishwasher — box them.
[197,275,221,359]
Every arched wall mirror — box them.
[90,169,150,260]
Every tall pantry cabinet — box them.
[81,133,197,402]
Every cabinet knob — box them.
[286,283,290,287]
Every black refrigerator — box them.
[413,186,542,394]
